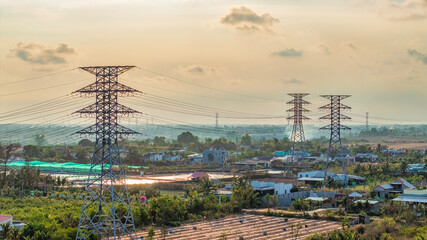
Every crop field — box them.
[131,214,342,240]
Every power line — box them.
[0,78,90,97]
[136,66,283,102]
[122,78,279,103]
[0,68,76,86]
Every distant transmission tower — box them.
[319,95,351,188]
[73,66,141,239]
[216,112,219,128]
[286,93,310,149]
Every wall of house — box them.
[251,181,293,195]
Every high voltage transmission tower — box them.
[286,93,310,150]
[319,95,351,188]
[73,66,141,240]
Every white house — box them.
[251,179,294,195]
[149,152,165,161]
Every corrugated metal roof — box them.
[349,192,363,197]
[391,179,416,189]
[354,200,379,204]
[393,195,427,203]
[377,184,394,190]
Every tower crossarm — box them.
[72,82,143,97]
[73,103,142,118]
[286,107,310,112]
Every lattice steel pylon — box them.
[286,93,310,150]
[319,95,351,188]
[73,66,141,240]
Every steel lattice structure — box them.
[319,95,351,187]
[286,93,310,146]
[73,66,141,240]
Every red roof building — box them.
[190,171,210,180]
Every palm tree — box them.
[8,227,21,240]
[0,222,11,239]
[199,178,216,195]
[400,160,408,176]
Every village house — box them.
[374,178,416,200]
[392,189,427,209]
[250,179,295,196]
[189,171,209,181]
[202,147,229,165]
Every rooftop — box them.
[354,200,379,205]
[0,215,12,222]
[252,178,297,184]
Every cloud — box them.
[408,49,427,64]
[177,64,217,77]
[316,44,331,55]
[221,6,279,32]
[281,78,303,85]
[272,48,303,57]
[341,42,358,50]
[368,0,427,21]
[9,42,76,65]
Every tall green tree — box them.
[241,134,251,146]
[34,134,47,146]
[177,131,198,145]
[0,142,21,187]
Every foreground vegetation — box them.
[0,177,259,240]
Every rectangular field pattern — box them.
[132,214,342,240]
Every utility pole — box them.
[286,93,310,150]
[73,66,141,240]
[216,112,219,128]
[365,112,369,130]
[319,95,351,188]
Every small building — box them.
[251,179,295,196]
[202,147,229,165]
[0,215,12,225]
[148,152,165,161]
[297,171,365,186]
[232,159,271,170]
[392,189,427,208]
[190,171,210,180]
[305,192,333,208]
[166,155,182,161]
[188,153,203,163]
[382,149,404,157]
[407,163,426,174]
[374,178,416,200]
[354,200,380,213]
[348,192,363,199]
[0,215,25,230]
[355,153,378,163]
[273,151,291,157]
[215,189,233,198]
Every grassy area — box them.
[160,190,185,197]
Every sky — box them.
[0,0,427,126]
